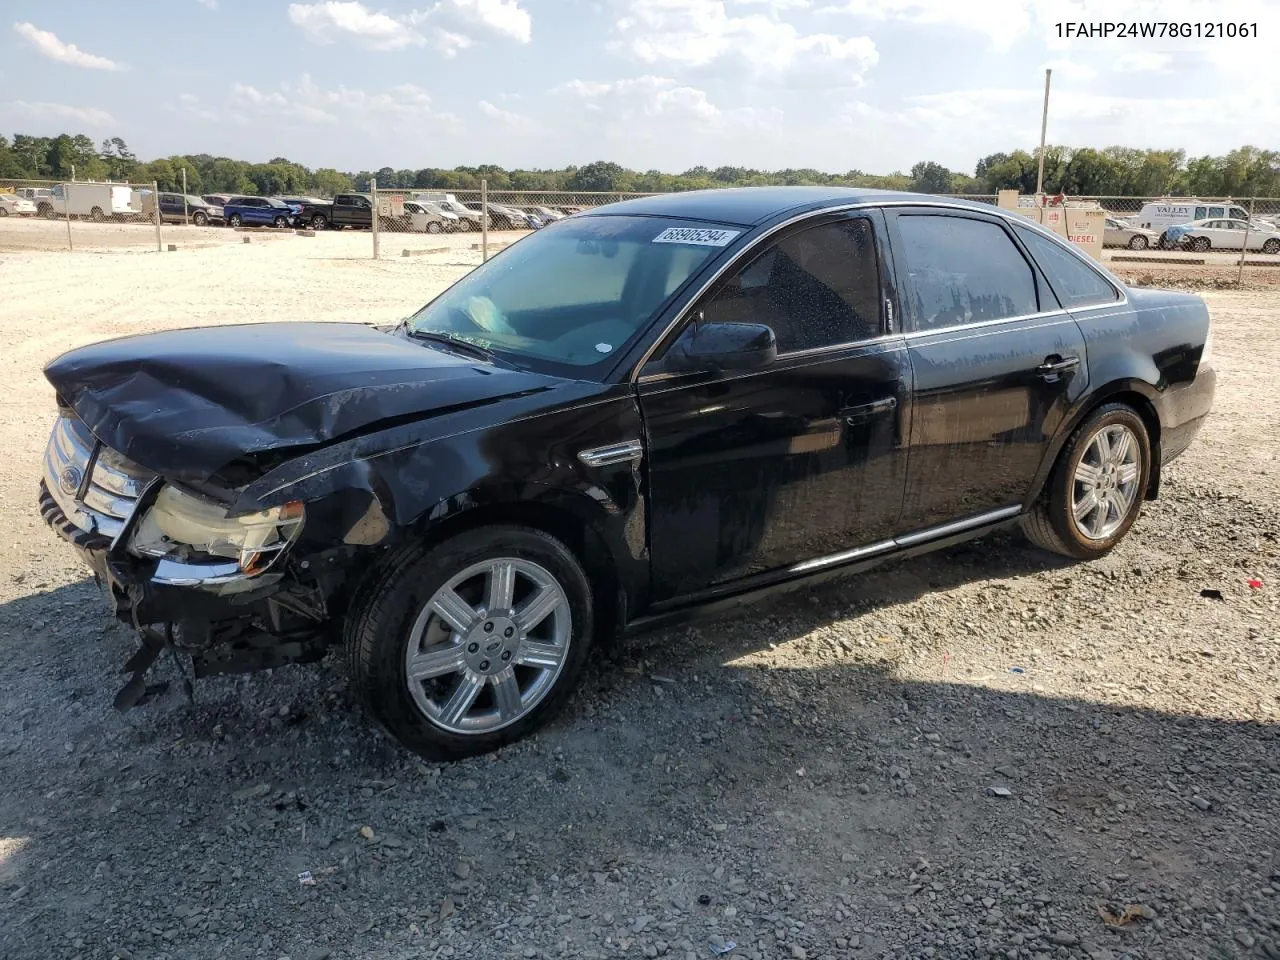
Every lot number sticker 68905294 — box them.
[652,227,741,246]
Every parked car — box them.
[35,187,1215,761]
[400,201,453,233]
[416,200,461,232]
[1103,217,1159,250]
[288,193,388,231]
[471,202,528,230]
[530,205,566,223]
[223,196,296,228]
[1168,218,1280,254]
[0,194,37,217]
[157,192,223,226]
[203,193,233,208]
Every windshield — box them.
[405,214,741,375]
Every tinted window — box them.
[1017,227,1119,309]
[895,215,1038,331]
[1194,206,1207,219]
[1208,206,1225,218]
[701,218,881,352]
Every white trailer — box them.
[39,182,142,221]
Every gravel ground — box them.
[1,226,1278,960]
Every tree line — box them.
[2,132,1278,199]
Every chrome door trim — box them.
[577,440,643,467]
[892,504,1023,548]
[626,198,1128,384]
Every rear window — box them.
[1016,226,1119,309]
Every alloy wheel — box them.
[1070,423,1142,541]
[404,557,572,735]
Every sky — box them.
[1,0,1278,175]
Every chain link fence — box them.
[6,178,1280,260]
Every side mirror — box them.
[665,320,777,374]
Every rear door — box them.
[885,207,1090,533]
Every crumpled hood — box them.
[44,321,561,482]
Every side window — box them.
[353,196,371,209]
[894,215,1038,331]
[700,218,882,353]
[1016,226,1119,309]
[1194,206,1207,220]
[1208,206,1225,218]
[335,195,352,207]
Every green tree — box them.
[909,160,954,194]
[568,160,632,192]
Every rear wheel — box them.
[1127,234,1148,250]
[1262,238,1280,255]
[426,220,442,234]
[0,207,7,217]
[311,213,328,230]
[1021,403,1151,561]
[345,526,595,761]
[228,213,242,227]
[90,206,105,222]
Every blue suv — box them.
[223,196,297,228]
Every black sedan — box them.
[37,187,1215,760]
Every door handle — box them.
[1036,355,1080,378]
[843,396,897,425]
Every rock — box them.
[454,860,472,880]
[233,783,271,801]
[1236,932,1256,948]
[1191,796,1212,811]
[857,783,870,795]
[359,826,376,840]
[1050,932,1079,946]
[792,947,808,960]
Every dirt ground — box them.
[1,220,1278,960]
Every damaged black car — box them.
[39,187,1215,760]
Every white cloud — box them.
[230,75,458,130]
[1113,51,1172,73]
[12,22,126,71]
[287,1,419,50]
[195,0,218,8]
[175,93,219,122]
[1040,58,1096,82]
[611,0,877,87]
[817,0,1031,50]
[1,100,115,126]
[288,0,531,53]
[478,99,524,124]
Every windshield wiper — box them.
[405,329,496,362]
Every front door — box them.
[884,208,1091,532]
[639,211,911,602]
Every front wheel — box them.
[274,215,287,228]
[228,213,242,227]
[90,206,105,222]
[345,526,595,761]
[1262,238,1280,255]
[1127,234,1148,250]
[1021,403,1151,561]
[426,220,442,234]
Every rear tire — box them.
[1021,403,1151,561]
[0,207,8,217]
[1262,238,1280,255]
[427,220,442,234]
[90,206,105,222]
[345,526,595,761]
[311,214,328,230]
[1127,234,1148,250]
[228,213,242,227]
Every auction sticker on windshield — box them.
[652,227,740,246]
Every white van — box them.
[1136,199,1251,232]
[43,182,140,220]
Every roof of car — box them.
[582,186,995,227]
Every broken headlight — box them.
[130,484,305,577]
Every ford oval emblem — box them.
[58,465,83,496]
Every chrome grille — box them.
[42,414,156,539]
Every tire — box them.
[1127,234,1148,250]
[90,206,105,222]
[1262,238,1280,255]
[1021,403,1151,561]
[192,211,208,226]
[311,214,328,230]
[228,213,242,227]
[1192,236,1211,252]
[345,525,595,761]
[273,215,287,228]
[0,207,7,217]
[41,204,57,220]
[426,220,442,234]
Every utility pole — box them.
[182,167,189,225]
[1034,68,1052,201]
